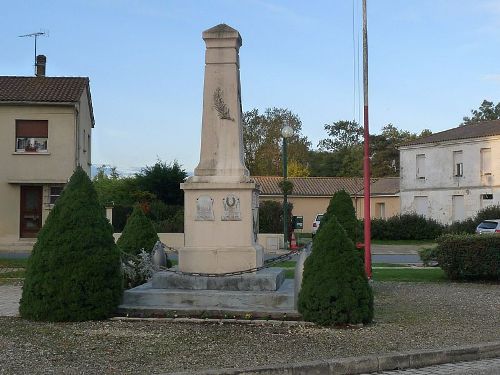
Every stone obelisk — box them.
[179,24,264,274]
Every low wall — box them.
[113,233,284,252]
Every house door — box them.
[20,186,43,238]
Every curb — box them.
[170,341,500,375]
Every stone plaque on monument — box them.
[222,194,241,221]
[195,195,215,221]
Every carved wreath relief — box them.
[213,87,233,121]
[195,195,215,221]
[221,194,241,221]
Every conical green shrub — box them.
[320,189,359,243]
[116,205,160,256]
[298,215,373,326]
[20,167,122,322]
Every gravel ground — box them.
[0,281,499,374]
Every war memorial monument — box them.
[120,24,300,318]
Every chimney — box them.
[36,55,46,77]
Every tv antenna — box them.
[18,30,49,74]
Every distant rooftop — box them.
[253,176,399,197]
[400,120,500,146]
[0,76,90,103]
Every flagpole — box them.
[362,0,372,278]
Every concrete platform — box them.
[151,268,285,291]
[119,271,298,318]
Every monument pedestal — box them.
[180,182,263,274]
[119,268,298,319]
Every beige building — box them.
[0,57,94,251]
[253,176,400,233]
[400,120,500,224]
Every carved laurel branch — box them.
[213,87,233,121]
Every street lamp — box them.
[281,124,293,250]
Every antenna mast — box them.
[18,31,48,74]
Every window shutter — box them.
[481,148,491,175]
[16,120,48,137]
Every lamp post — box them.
[281,124,293,250]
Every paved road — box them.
[363,357,500,374]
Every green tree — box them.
[20,167,122,321]
[298,215,373,325]
[135,160,187,206]
[242,108,311,175]
[92,165,138,206]
[370,125,432,177]
[462,100,500,125]
[117,205,160,256]
[287,159,310,177]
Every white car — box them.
[311,214,324,237]
[475,219,500,234]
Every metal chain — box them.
[120,244,303,278]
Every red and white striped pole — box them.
[362,0,372,279]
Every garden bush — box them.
[259,200,293,234]
[435,234,500,281]
[117,205,160,256]
[418,246,439,267]
[319,190,360,243]
[298,215,373,326]
[445,205,500,235]
[19,167,122,321]
[112,204,133,232]
[371,213,443,241]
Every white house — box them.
[399,120,500,224]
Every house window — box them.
[453,151,463,177]
[480,194,494,209]
[480,148,491,175]
[49,186,63,205]
[375,203,386,219]
[414,196,428,217]
[416,154,426,179]
[16,120,48,153]
[452,195,465,222]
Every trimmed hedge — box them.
[298,215,373,326]
[20,167,122,321]
[446,204,500,235]
[436,234,500,281]
[371,213,443,240]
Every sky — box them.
[2,0,500,174]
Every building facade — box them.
[254,176,400,233]
[399,120,500,224]
[0,62,94,250]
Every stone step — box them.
[151,268,285,291]
[120,279,297,317]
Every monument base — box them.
[179,245,264,274]
[119,268,298,319]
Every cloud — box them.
[482,74,500,82]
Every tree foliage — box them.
[116,205,160,255]
[298,215,373,326]
[312,121,431,177]
[242,108,311,175]
[462,100,500,125]
[93,165,138,206]
[135,160,187,206]
[20,167,122,321]
[287,160,310,177]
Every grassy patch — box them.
[372,239,436,246]
[0,258,28,268]
[270,260,296,268]
[0,270,25,278]
[373,263,410,268]
[373,267,446,282]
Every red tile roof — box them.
[253,176,399,197]
[400,120,500,146]
[0,76,89,103]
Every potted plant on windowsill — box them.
[25,145,37,152]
